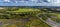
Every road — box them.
[37,14,60,27]
[46,18,60,27]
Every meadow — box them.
[0,7,51,27]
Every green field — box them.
[0,7,52,27]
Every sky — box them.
[0,0,60,6]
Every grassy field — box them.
[48,13,60,23]
[0,17,51,27]
[0,7,51,27]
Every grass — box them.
[47,13,60,23]
[0,17,51,27]
[26,17,51,27]
[14,9,39,12]
[0,7,51,27]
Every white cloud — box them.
[4,0,10,2]
[47,0,50,2]
[55,0,60,3]
[47,0,60,3]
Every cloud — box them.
[55,0,60,3]
[0,0,60,6]
[4,0,10,2]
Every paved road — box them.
[46,18,60,27]
[37,14,60,27]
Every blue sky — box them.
[0,0,60,6]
